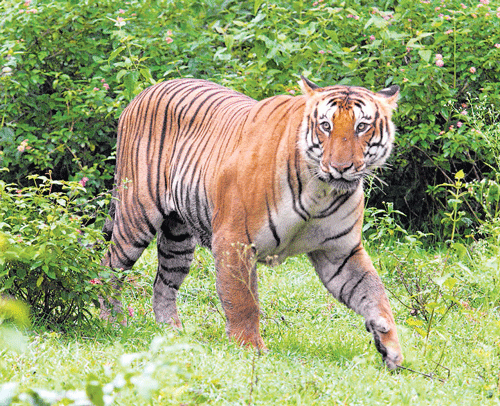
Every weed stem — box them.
[397,365,446,383]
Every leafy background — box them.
[1,0,499,232]
[1,0,500,404]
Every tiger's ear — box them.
[377,85,400,109]
[299,75,320,97]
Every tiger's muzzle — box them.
[319,162,364,192]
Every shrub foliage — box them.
[1,0,499,229]
[0,175,113,325]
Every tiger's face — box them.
[299,77,399,193]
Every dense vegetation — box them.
[1,0,500,404]
[1,0,499,230]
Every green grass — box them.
[1,242,500,405]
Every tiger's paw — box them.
[227,327,267,352]
[154,308,183,329]
[365,318,403,371]
[99,296,128,326]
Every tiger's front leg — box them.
[308,244,403,370]
[212,235,266,350]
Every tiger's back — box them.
[111,80,253,245]
[111,79,306,249]
[102,77,404,370]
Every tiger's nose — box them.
[331,162,353,173]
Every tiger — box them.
[101,76,403,370]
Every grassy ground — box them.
[1,241,500,405]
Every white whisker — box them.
[370,173,388,187]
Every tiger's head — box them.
[299,76,399,193]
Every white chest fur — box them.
[253,180,364,263]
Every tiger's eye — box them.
[320,122,331,132]
[356,123,370,133]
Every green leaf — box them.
[434,273,453,288]
[254,0,264,14]
[139,68,155,85]
[16,267,26,279]
[3,276,15,290]
[451,242,468,259]
[224,34,234,51]
[418,49,432,63]
[364,16,375,30]
[414,327,428,337]
[86,377,104,406]
[0,127,15,142]
[424,302,446,313]
[124,71,140,98]
[109,45,127,62]
[455,170,465,180]
[116,69,128,82]
[406,317,424,327]
[325,30,338,42]
[43,265,56,279]
[447,198,462,207]
[487,183,500,203]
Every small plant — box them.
[0,174,113,326]
[463,175,500,246]
[437,170,473,243]
[398,253,460,352]
[390,174,468,354]
[363,201,408,244]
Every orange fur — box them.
[101,77,403,369]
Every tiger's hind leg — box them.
[100,195,163,324]
[153,213,196,327]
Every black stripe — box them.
[378,116,385,139]
[159,265,190,275]
[153,84,184,214]
[287,161,309,221]
[266,195,280,247]
[316,192,352,218]
[326,243,362,285]
[322,217,359,243]
[130,238,150,249]
[136,199,158,237]
[111,243,136,269]
[251,96,291,122]
[338,279,349,305]
[157,245,194,260]
[294,149,311,218]
[346,274,367,305]
[155,272,180,290]
[161,227,192,243]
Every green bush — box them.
[0,297,30,354]
[0,0,499,231]
[0,174,113,326]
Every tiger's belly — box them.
[253,186,364,263]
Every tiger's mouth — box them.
[318,173,361,193]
